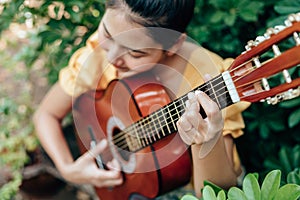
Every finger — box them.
[95,167,122,180]
[185,101,205,129]
[186,92,197,108]
[178,114,193,132]
[82,139,107,162]
[195,90,220,120]
[177,125,194,145]
[94,174,123,187]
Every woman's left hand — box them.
[176,90,224,146]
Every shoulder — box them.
[181,41,235,74]
[181,41,224,63]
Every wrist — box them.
[192,131,223,159]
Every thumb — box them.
[85,139,107,159]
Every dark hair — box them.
[106,0,195,48]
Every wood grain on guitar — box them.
[73,13,300,200]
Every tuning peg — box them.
[285,13,300,26]
[266,87,300,105]
[262,78,270,91]
[245,40,256,51]
[272,44,281,57]
[294,32,300,46]
[264,27,276,39]
[255,36,266,44]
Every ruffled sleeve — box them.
[59,32,117,97]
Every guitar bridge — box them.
[264,86,300,105]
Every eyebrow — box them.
[102,22,148,55]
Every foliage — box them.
[181,170,300,200]
[0,0,300,199]
[0,97,39,199]
[0,25,39,199]
[0,0,106,84]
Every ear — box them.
[166,33,187,56]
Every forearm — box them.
[191,134,237,197]
[33,110,74,174]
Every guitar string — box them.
[111,74,225,145]
[114,93,232,151]
[113,83,232,151]
[112,75,231,149]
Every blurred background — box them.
[0,0,299,199]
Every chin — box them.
[118,70,138,78]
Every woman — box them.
[33,0,249,198]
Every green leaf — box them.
[203,186,217,200]
[274,184,300,200]
[292,146,300,168]
[217,190,226,200]
[259,123,270,139]
[287,169,300,185]
[224,14,236,26]
[210,11,226,23]
[181,194,199,200]
[203,180,223,194]
[228,187,247,200]
[261,170,281,200]
[243,173,261,200]
[288,108,300,128]
[238,1,264,22]
[279,148,293,172]
[274,0,300,16]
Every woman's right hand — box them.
[61,139,123,188]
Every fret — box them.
[161,108,171,134]
[143,117,153,144]
[133,123,143,148]
[125,132,135,152]
[147,116,157,142]
[173,100,182,126]
[207,81,221,109]
[162,106,173,134]
[149,113,160,141]
[151,114,161,139]
[168,103,176,130]
[138,121,149,146]
[156,109,167,137]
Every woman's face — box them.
[98,9,166,77]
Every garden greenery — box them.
[0,0,299,199]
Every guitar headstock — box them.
[229,13,300,105]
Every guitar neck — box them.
[119,72,238,152]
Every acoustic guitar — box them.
[73,13,300,199]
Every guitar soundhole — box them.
[112,128,132,162]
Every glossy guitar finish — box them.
[73,72,192,199]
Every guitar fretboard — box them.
[114,74,234,152]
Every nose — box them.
[106,44,125,67]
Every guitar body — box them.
[73,72,192,199]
